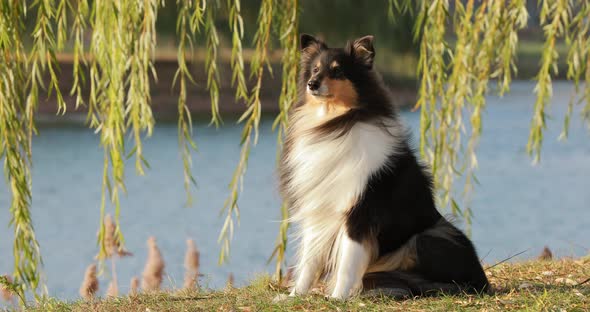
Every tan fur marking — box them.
[324,78,358,108]
[304,91,350,119]
[301,77,358,125]
[330,61,340,68]
[366,237,417,274]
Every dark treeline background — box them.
[153,0,417,53]
[27,0,553,115]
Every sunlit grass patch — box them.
[27,257,590,312]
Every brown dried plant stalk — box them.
[99,214,130,299]
[0,275,13,302]
[106,279,118,297]
[79,264,99,300]
[129,276,139,296]
[100,214,132,258]
[539,246,553,261]
[226,273,235,288]
[141,236,165,292]
[183,239,200,290]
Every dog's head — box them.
[299,34,375,113]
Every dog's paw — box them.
[328,292,349,301]
[272,293,291,303]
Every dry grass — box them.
[30,257,590,311]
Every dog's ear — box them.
[300,34,326,56]
[351,35,375,68]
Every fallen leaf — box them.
[518,282,533,289]
[555,278,577,285]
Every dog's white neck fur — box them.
[316,105,327,117]
[286,108,403,297]
[288,117,400,218]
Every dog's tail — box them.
[362,271,461,298]
[362,270,489,299]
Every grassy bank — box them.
[28,257,590,312]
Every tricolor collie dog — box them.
[279,34,489,300]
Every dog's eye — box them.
[312,67,320,73]
[332,66,342,76]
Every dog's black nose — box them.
[307,79,320,91]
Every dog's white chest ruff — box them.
[288,121,397,218]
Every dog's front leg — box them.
[331,234,370,300]
[290,233,321,296]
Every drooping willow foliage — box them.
[414,0,529,226]
[270,0,299,280]
[0,1,44,301]
[0,0,589,303]
[411,0,590,231]
[88,0,159,263]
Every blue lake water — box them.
[0,81,589,300]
